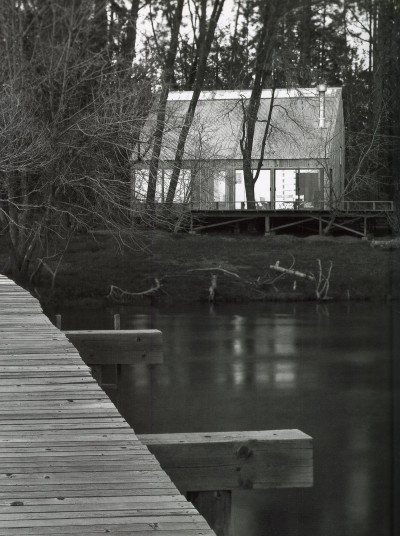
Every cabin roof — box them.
[141,87,342,162]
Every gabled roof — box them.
[141,87,342,162]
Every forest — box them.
[0,0,399,280]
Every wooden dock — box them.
[0,275,215,535]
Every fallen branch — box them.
[187,267,241,278]
[269,261,314,281]
[268,259,333,300]
[371,237,400,249]
[107,278,161,303]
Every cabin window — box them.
[132,169,191,203]
[275,170,297,209]
[275,169,322,209]
[235,169,271,209]
[162,169,191,203]
[214,171,226,203]
[131,169,149,201]
[298,169,322,209]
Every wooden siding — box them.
[0,275,215,536]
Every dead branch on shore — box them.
[187,266,240,278]
[268,258,333,300]
[107,278,161,303]
[269,260,315,281]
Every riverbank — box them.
[1,231,398,307]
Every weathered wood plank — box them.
[139,430,313,492]
[64,330,163,365]
[0,274,215,536]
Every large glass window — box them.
[298,169,322,209]
[275,169,322,209]
[214,171,226,203]
[275,170,297,209]
[235,169,271,209]
[132,169,191,203]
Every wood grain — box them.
[0,275,215,536]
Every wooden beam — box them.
[269,217,315,233]
[64,330,163,366]
[311,216,365,237]
[139,430,313,493]
[193,215,260,232]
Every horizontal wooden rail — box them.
[64,330,163,365]
[139,430,313,493]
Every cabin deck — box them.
[0,275,215,535]
[189,202,393,236]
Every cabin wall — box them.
[181,158,329,208]
[327,96,345,207]
[133,156,334,209]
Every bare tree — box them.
[239,0,291,209]
[145,0,185,208]
[165,0,226,205]
[0,0,151,280]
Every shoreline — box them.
[1,231,398,309]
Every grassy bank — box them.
[1,231,398,307]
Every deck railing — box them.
[130,200,393,213]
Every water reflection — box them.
[54,302,393,536]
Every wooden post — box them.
[64,330,163,365]
[55,314,62,330]
[140,430,313,536]
[319,217,323,235]
[113,313,121,330]
[363,216,368,239]
[187,491,231,536]
[113,314,121,384]
[264,215,270,236]
[64,330,163,388]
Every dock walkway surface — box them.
[0,274,215,535]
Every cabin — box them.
[133,86,345,212]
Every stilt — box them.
[319,217,323,235]
[187,491,231,536]
[55,314,62,329]
[113,313,120,330]
[265,215,270,236]
[114,314,121,384]
[362,216,368,240]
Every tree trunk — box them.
[145,0,185,209]
[165,0,225,206]
[239,1,282,209]
[121,0,140,66]
[146,84,170,208]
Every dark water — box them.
[55,301,394,536]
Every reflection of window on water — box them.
[255,362,270,384]
[273,323,296,356]
[232,361,245,386]
[232,315,245,331]
[233,338,243,356]
[273,361,297,387]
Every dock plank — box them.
[0,275,215,535]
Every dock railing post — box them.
[114,313,121,384]
[140,429,313,536]
[187,490,231,536]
